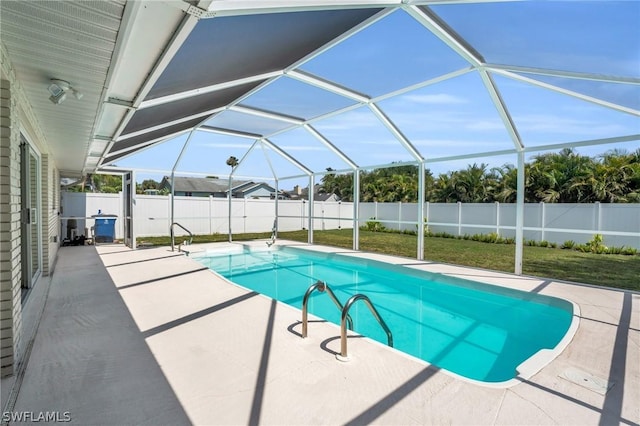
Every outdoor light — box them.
[47,79,83,105]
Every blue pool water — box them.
[193,246,573,383]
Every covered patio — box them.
[2,242,638,424]
[1,1,638,424]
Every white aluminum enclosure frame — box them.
[99,1,640,275]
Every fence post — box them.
[595,201,601,232]
[425,201,430,235]
[398,202,402,231]
[209,195,213,235]
[457,201,462,236]
[243,197,247,233]
[540,201,545,242]
[338,200,341,229]
[495,201,500,236]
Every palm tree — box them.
[226,156,239,169]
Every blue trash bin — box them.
[92,214,117,243]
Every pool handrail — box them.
[170,222,193,252]
[302,280,353,338]
[266,219,276,247]
[338,294,393,361]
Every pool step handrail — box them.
[338,294,393,361]
[170,222,193,253]
[302,281,353,338]
[266,219,277,247]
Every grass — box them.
[137,229,640,291]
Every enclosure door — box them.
[123,171,136,249]
[20,136,42,291]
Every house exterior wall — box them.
[42,154,60,275]
[1,43,59,377]
[0,77,23,377]
[240,186,272,198]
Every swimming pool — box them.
[192,245,577,385]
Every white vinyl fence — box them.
[61,192,640,249]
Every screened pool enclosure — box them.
[96,1,639,274]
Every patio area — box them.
[2,241,638,425]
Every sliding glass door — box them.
[20,135,42,291]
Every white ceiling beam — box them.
[286,7,396,71]
[368,103,423,161]
[229,139,261,179]
[523,134,640,154]
[372,67,473,103]
[485,63,640,85]
[229,105,305,124]
[422,134,640,164]
[206,0,401,17]
[262,138,313,175]
[303,124,358,169]
[490,69,640,117]
[116,107,225,141]
[85,0,142,174]
[287,70,370,103]
[138,71,283,110]
[478,69,524,151]
[98,6,203,168]
[104,129,193,162]
[424,149,517,164]
[403,5,483,67]
[197,126,262,139]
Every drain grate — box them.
[560,367,614,395]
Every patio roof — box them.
[1,1,637,179]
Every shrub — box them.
[561,240,576,249]
[576,244,590,253]
[363,217,386,232]
[586,234,607,254]
[607,246,624,255]
[539,240,549,248]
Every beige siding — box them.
[41,154,60,275]
[1,42,57,377]
[0,77,22,377]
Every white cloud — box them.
[202,142,254,149]
[401,93,468,105]
[272,145,325,152]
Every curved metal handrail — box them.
[338,294,393,361]
[266,219,277,247]
[302,280,353,338]
[170,222,193,252]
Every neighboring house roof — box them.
[283,184,340,201]
[160,176,274,196]
[160,176,250,193]
[315,193,339,202]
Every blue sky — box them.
[114,2,640,188]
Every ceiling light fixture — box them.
[47,79,83,105]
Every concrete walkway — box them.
[6,245,190,425]
[4,242,639,425]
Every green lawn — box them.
[137,229,640,291]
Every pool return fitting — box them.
[301,281,393,362]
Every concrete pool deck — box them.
[3,241,638,425]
